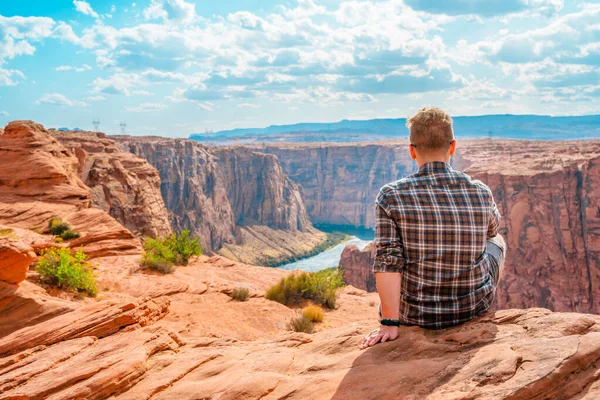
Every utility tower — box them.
[92,119,100,132]
[120,122,127,135]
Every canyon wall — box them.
[118,137,327,264]
[54,131,172,239]
[318,140,600,314]
[259,142,417,228]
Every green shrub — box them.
[164,230,202,265]
[35,248,97,297]
[266,268,345,309]
[287,314,314,333]
[48,217,80,241]
[141,230,202,274]
[0,228,17,239]
[230,287,250,301]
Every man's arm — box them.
[372,197,405,318]
[360,192,404,349]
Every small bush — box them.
[287,314,314,333]
[265,272,311,306]
[141,230,202,274]
[48,217,80,241]
[369,300,376,307]
[0,228,17,239]
[35,247,97,297]
[266,268,345,309]
[302,305,324,322]
[230,287,250,301]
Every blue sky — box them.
[1,0,599,136]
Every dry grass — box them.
[230,287,250,302]
[302,305,324,322]
[286,314,314,333]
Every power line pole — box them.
[120,122,127,135]
[92,119,100,132]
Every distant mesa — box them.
[189,114,600,145]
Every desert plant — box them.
[230,287,250,301]
[165,230,203,265]
[265,272,311,306]
[48,217,80,241]
[35,247,97,297]
[304,268,345,309]
[266,268,345,309]
[287,314,314,333]
[369,300,376,307]
[141,230,202,274]
[0,228,17,239]
[302,305,324,322]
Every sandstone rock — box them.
[340,243,376,292]
[0,237,35,285]
[54,131,172,239]
[0,296,170,357]
[117,136,328,265]
[3,308,596,399]
[211,147,311,231]
[118,136,237,252]
[0,121,142,257]
[0,281,76,338]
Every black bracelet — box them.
[380,318,401,327]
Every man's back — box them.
[373,161,501,329]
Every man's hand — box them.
[359,325,399,349]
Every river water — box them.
[278,235,371,272]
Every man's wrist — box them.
[379,318,401,327]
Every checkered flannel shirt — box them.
[373,161,501,329]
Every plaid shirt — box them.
[373,161,501,329]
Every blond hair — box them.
[406,107,454,153]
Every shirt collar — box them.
[418,161,452,173]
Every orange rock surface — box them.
[0,121,142,258]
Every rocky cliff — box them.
[1,245,600,400]
[117,137,327,265]
[54,130,172,239]
[322,140,600,314]
[0,121,142,257]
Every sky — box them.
[1,0,600,136]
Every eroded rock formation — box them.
[117,136,327,265]
[0,121,142,257]
[54,130,172,239]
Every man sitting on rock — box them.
[360,107,506,349]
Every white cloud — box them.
[126,102,168,112]
[86,95,106,101]
[54,64,92,72]
[238,103,261,108]
[143,0,196,23]
[111,5,116,12]
[197,102,214,111]
[73,0,100,19]
[36,93,87,106]
[0,67,25,86]
[132,90,154,96]
[0,111,9,116]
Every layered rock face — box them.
[211,147,311,231]
[54,130,172,239]
[329,140,600,314]
[0,121,141,257]
[118,136,326,265]
[258,142,416,227]
[118,136,237,252]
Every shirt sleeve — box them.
[372,189,405,274]
[487,196,501,239]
